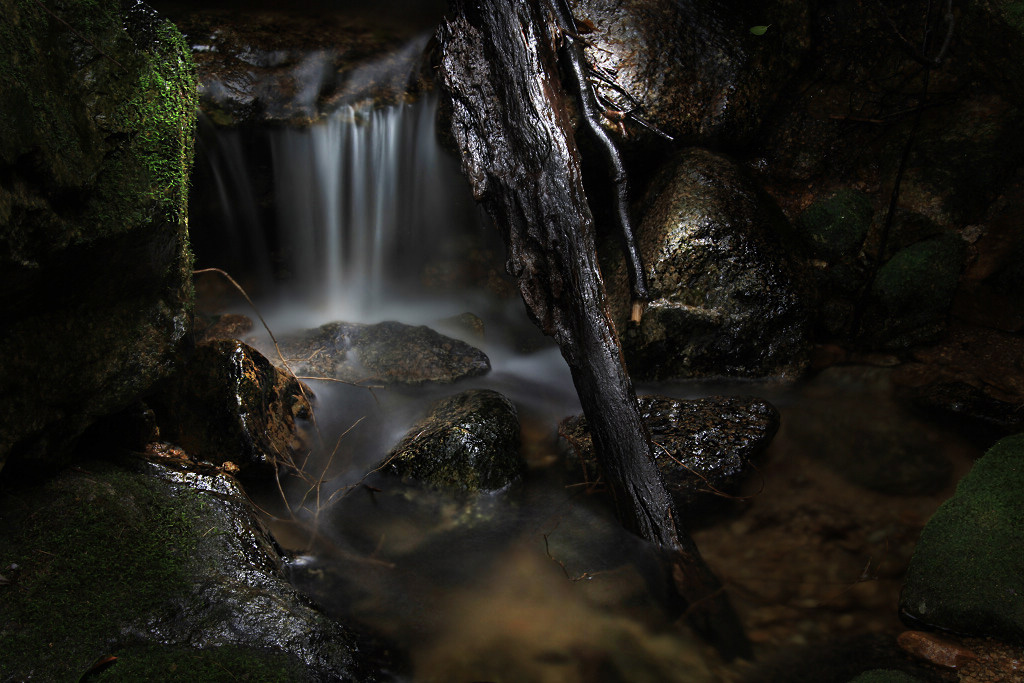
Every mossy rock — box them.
[861,234,965,348]
[796,189,873,263]
[0,457,383,681]
[0,0,198,475]
[386,389,524,495]
[899,433,1024,644]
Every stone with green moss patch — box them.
[899,432,1024,644]
[796,188,873,263]
[861,234,964,348]
[386,389,524,495]
[0,458,382,681]
[0,0,198,475]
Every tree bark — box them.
[437,0,750,660]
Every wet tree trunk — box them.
[437,0,750,660]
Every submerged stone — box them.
[609,149,810,380]
[150,340,311,475]
[0,457,385,681]
[0,0,197,476]
[899,432,1024,645]
[385,389,524,495]
[560,394,779,515]
[275,320,491,386]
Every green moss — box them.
[873,235,964,311]
[899,433,1024,644]
[796,188,873,262]
[0,462,204,680]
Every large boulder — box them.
[899,433,1024,645]
[608,149,810,380]
[0,0,197,476]
[165,9,434,126]
[566,0,809,151]
[0,455,387,681]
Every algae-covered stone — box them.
[861,235,965,348]
[899,433,1024,644]
[796,189,874,263]
[386,389,524,495]
[0,457,383,681]
[0,0,198,475]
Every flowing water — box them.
[193,78,978,682]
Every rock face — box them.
[566,0,808,150]
[0,0,198,476]
[385,389,524,495]
[609,149,810,380]
[899,433,1024,645]
[149,340,312,475]
[167,9,433,126]
[275,320,491,386]
[560,394,779,515]
[0,456,384,681]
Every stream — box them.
[190,87,978,681]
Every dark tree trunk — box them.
[436,0,750,660]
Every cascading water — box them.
[270,93,477,318]
[194,91,484,324]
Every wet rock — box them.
[608,149,810,380]
[559,394,779,515]
[0,457,386,681]
[150,340,311,475]
[0,0,197,476]
[169,9,432,126]
[567,0,809,150]
[786,367,953,495]
[385,389,524,495]
[899,432,1024,645]
[275,320,491,386]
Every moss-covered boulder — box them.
[385,389,524,496]
[860,234,966,349]
[796,189,874,264]
[0,0,198,475]
[609,149,810,380]
[899,433,1024,645]
[0,456,386,681]
[149,340,312,475]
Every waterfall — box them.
[194,93,481,322]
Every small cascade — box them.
[193,93,481,321]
